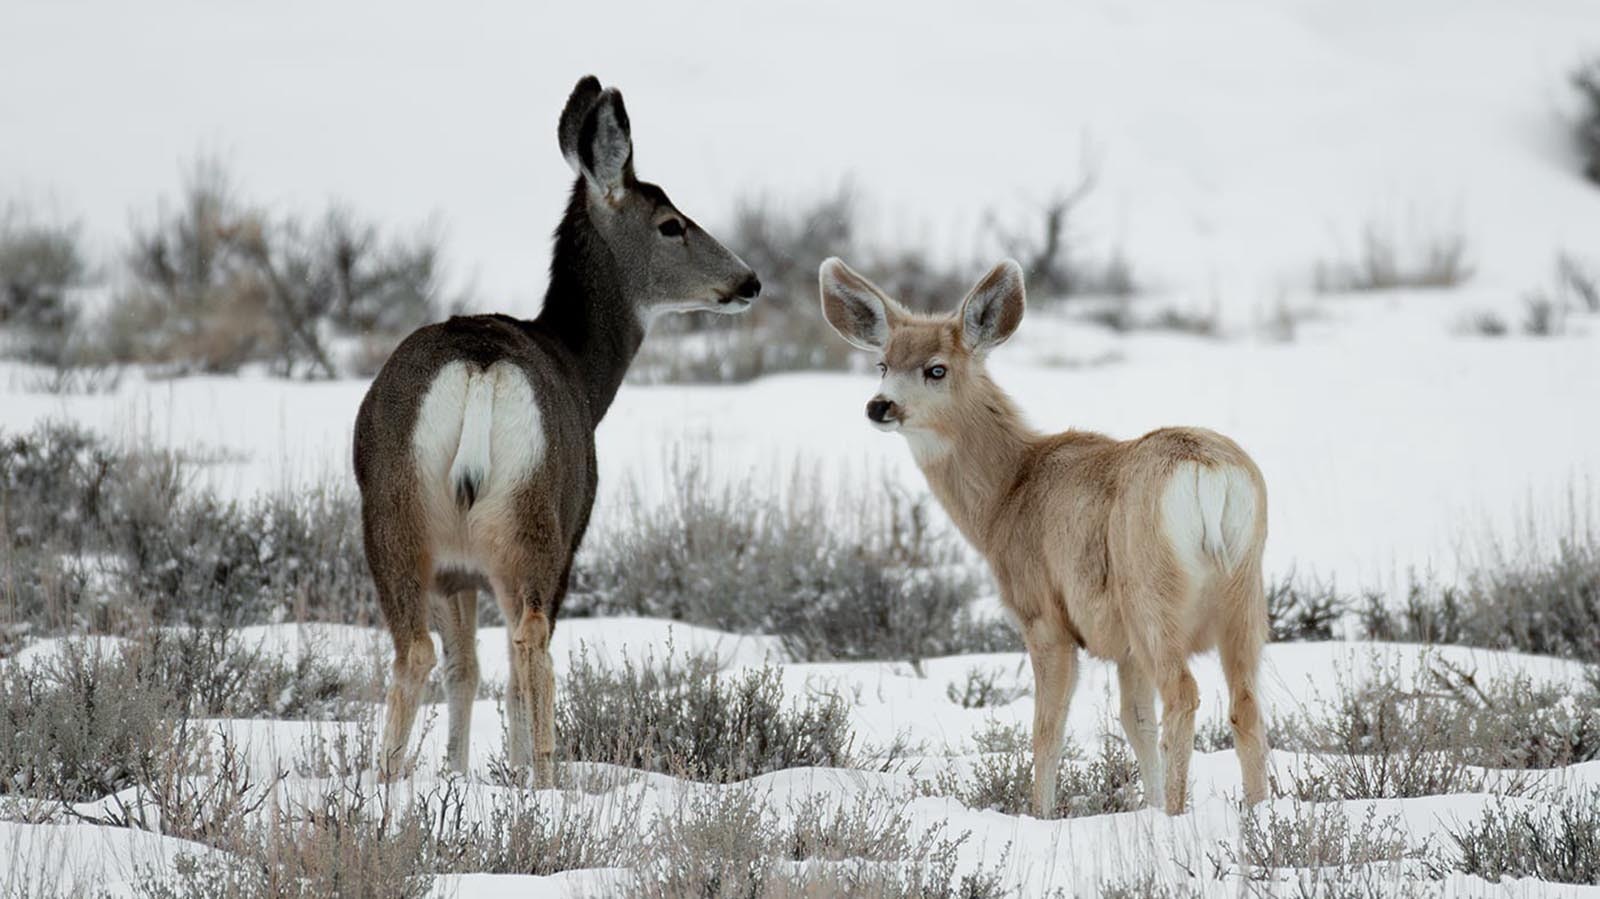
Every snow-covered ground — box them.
[4,624,1598,896]
[4,0,1600,895]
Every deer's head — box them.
[820,257,1025,443]
[558,76,760,320]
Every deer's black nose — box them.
[735,274,761,299]
[866,398,894,423]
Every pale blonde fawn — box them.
[819,257,1269,816]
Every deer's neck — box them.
[906,377,1036,555]
[532,180,644,423]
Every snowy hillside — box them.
[3,1,1598,312]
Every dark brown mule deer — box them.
[820,258,1268,816]
[354,76,760,783]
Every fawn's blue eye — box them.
[657,219,685,238]
[926,365,947,381]
[876,362,887,376]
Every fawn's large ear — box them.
[819,258,905,350]
[958,259,1026,353]
[561,79,634,194]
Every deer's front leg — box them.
[1024,622,1079,818]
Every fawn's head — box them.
[819,257,1025,438]
[558,76,760,319]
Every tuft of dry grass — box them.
[1212,801,1438,897]
[918,723,1143,819]
[1314,224,1473,292]
[945,667,1029,710]
[631,788,1012,899]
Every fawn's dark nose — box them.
[866,398,894,423]
[735,274,761,299]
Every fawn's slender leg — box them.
[1157,661,1200,815]
[1025,621,1079,818]
[1220,567,1270,806]
[1123,567,1201,816]
[1117,661,1163,808]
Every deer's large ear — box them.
[572,87,634,195]
[820,258,905,350]
[558,76,604,172]
[958,259,1026,353]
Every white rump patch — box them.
[1160,462,1259,577]
[412,361,545,562]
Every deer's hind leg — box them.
[367,500,436,781]
[490,515,565,788]
[1123,571,1201,815]
[431,585,480,774]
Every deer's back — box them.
[353,315,598,587]
[998,427,1266,660]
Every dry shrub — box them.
[1273,657,1599,803]
[98,159,448,378]
[551,647,856,781]
[0,641,179,804]
[571,452,1012,663]
[1574,59,1600,185]
[633,178,1136,384]
[1556,252,1600,313]
[1,422,374,632]
[1,627,375,809]
[1267,574,1348,642]
[1447,788,1600,885]
[1361,531,1600,664]
[0,205,88,366]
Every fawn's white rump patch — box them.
[1159,462,1259,578]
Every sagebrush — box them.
[549,647,857,781]
[570,451,1013,662]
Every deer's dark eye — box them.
[926,364,947,381]
[876,362,887,376]
[657,219,685,238]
